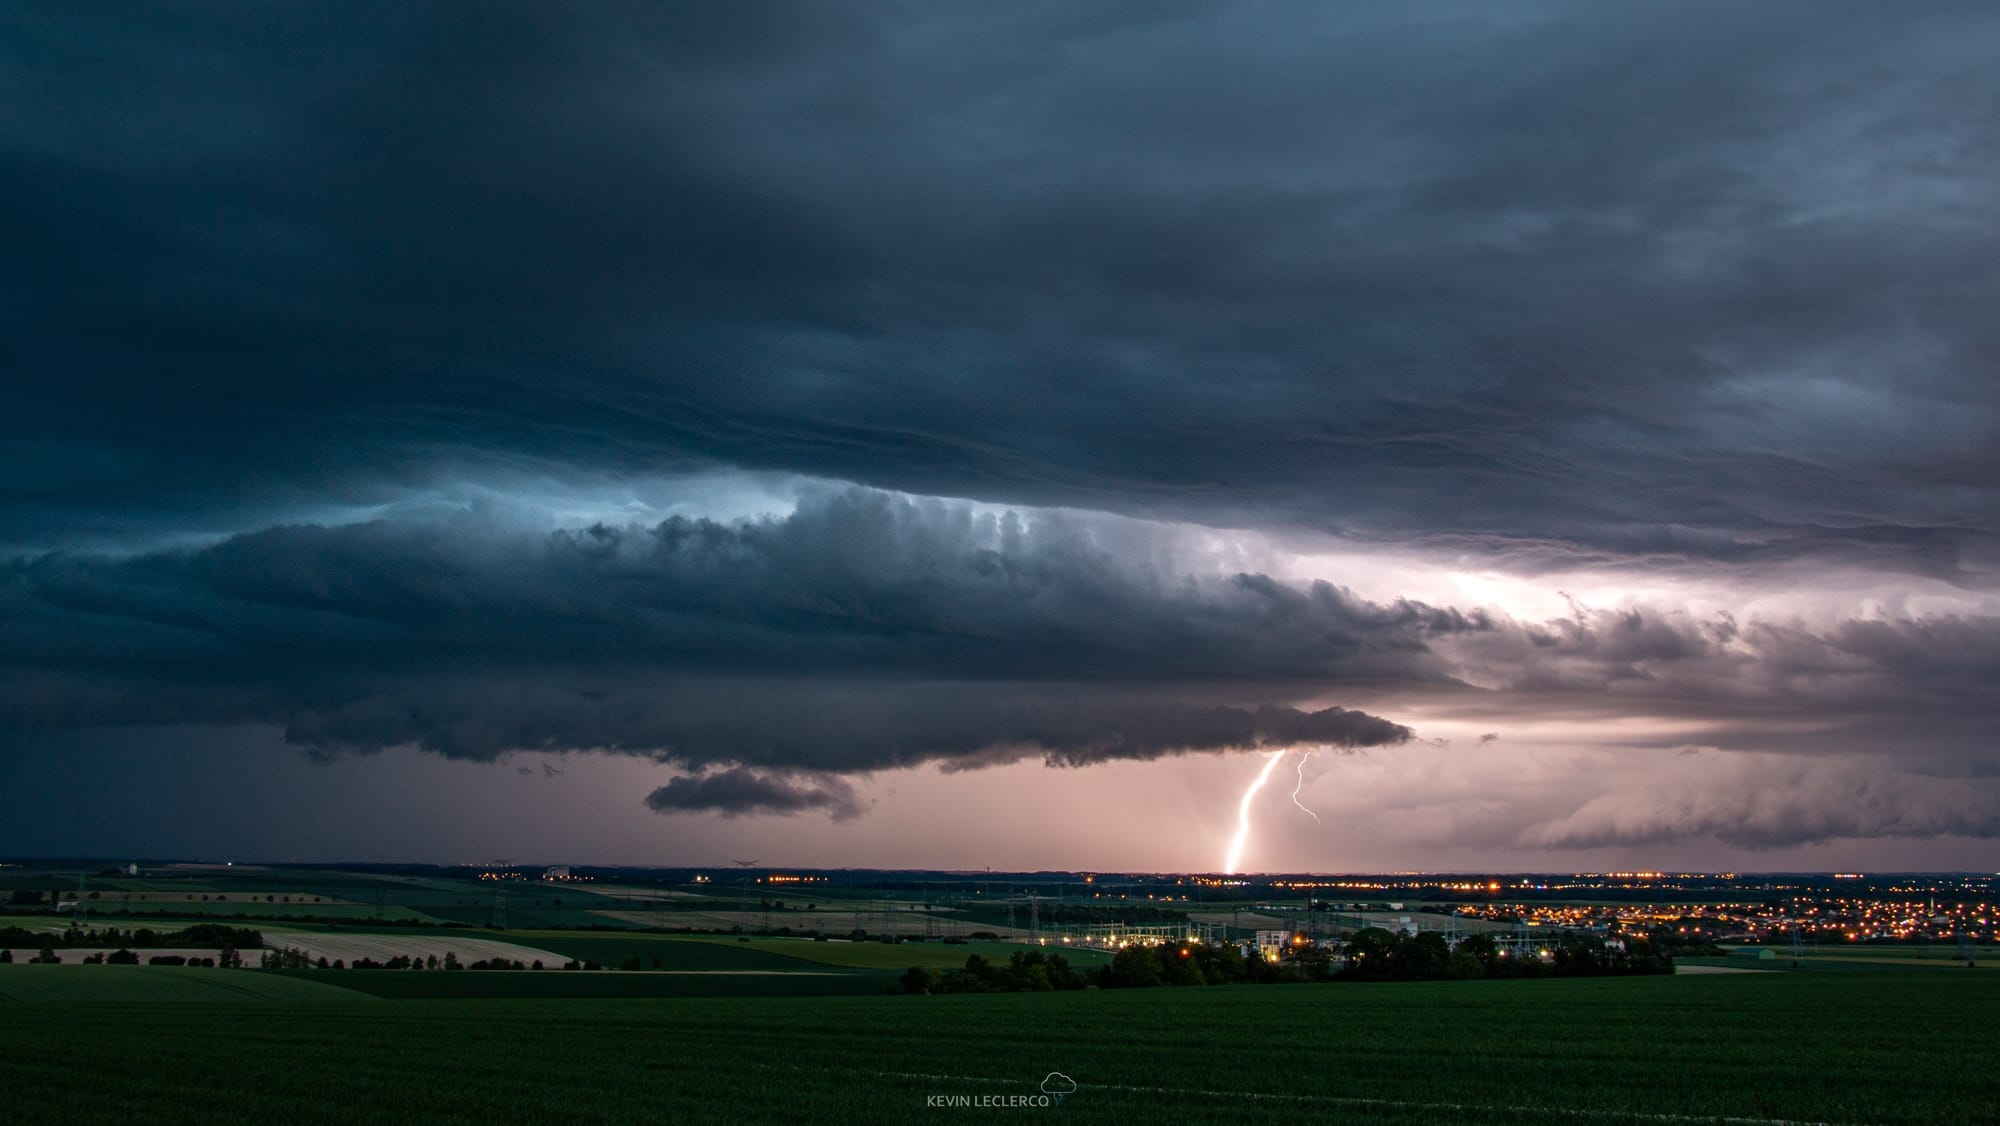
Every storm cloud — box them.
[2,5,1997,855]
[645,768,866,822]
[3,3,1998,575]
[1,487,1433,773]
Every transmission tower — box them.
[1957,919,1976,967]
[1029,890,1040,944]
[72,872,88,928]
[1790,922,1805,968]
[491,884,507,930]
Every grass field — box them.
[507,931,1115,971]
[506,933,842,971]
[1686,944,1999,973]
[0,965,371,1003]
[60,900,447,922]
[1,970,1993,1123]
[728,937,1116,970]
[296,969,894,1000]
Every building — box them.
[543,866,571,881]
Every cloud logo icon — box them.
[1040,1071,1078,1105]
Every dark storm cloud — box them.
[3,486,1993,780]
[1517,757,2000,849]
[0,488,1421,773]
[2,487,1466,681]
[644,768,865,822]
[4,4,1999,853]
[2,3,1998,578]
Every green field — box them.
[507,931,1115,971]
[1,971,1994,1123]
[732,937,1115,970]
[1687,944,1998,973]
[295,968,895,1000]
[505,932,839,971]
[0,965,372,1003]
[80,900,446,922]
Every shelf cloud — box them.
[3,4,1997,860]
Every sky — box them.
[3,3,1998,872]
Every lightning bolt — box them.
[1290,750,1320,823]
[1223,751,1286,875]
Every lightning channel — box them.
[1290,749,1320,823]
[1223,750,1287,875]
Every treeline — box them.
[1,946,243,967]
[1339,929,1671,981]
[900,929,1671,994]
[262,948,591,972]
[899,950,1092,994]
[0,924,264,950]
[0,924,266,952]
[68,952,227,967]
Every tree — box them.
[1341,927,1397,980]
[1105,944,1164,988]
[1400,933,1452,980]
[1160,946,1206,986]
[1446,950,1486,979]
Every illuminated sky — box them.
[4,4,1998,871]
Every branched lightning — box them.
[1223,751,1286,875]
[1290,749,1320,823]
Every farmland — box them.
[507,931,1117,972]
[0,969,1992,1123]
[0,965,370,1003]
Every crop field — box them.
[1684,944,1999,973]
[508,931,1114,971]
[1,970,1993,1123]
[726,937,1115,971]
[504,932,840,971]
[0,965,371,1003]
[65,898,445,922]
[257,930,571,967]
[299,968,893,1000]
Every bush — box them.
[919,950,1093,994]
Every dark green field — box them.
[0,965,371,1003]
[509,932,838,971]
[2,970,1994,1124]
[508,931,1116,972]
[302,968,895,999]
